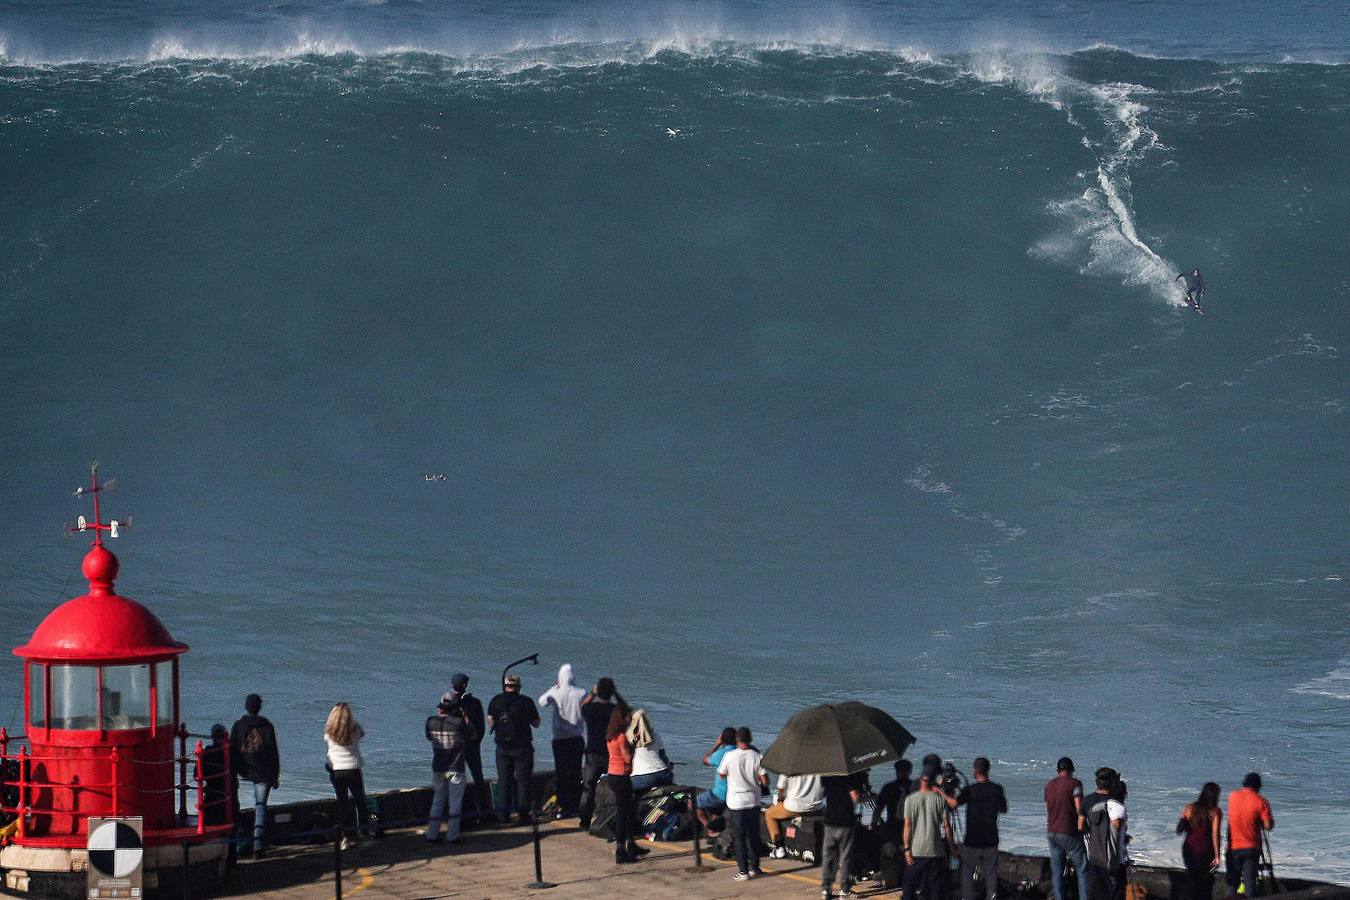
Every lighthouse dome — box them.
[13,546,188,663]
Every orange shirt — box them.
[1227,788,1273,851]
[607,734,632,777]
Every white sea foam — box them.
[1293,660,1350,701]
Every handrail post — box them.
[110,746,120,815]
[177,724,189,822]
[222,734,234,829]
[17,746,28,840]
[523,809,555,890]
[194,741,205,835]
[333,828,343,900]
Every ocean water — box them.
[1,0,1347,883]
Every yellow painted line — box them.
[643,838,824,888]
[345,866,376,895]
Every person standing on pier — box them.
[606,702,649,864]
[1225,773,1274,898]
[231,693,280,858]
[903,764,956,900]
[425,696,477,843]
[1082,768,1125,900]
[1176,783,1222,900]
[1045,757,1088,900]
[578,677,620,829]
[539,664,586,818]
[488,673,541,825]
[820,771,863,899]
[956,757,1008,900]
[445,674,488,822]
[718,727,768,882]
[324,702,373,849]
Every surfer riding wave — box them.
[1176,268,1206,314]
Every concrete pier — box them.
[207,819,842,898]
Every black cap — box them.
[921,763,940,782]
[451,673,469,690]
[1057,756,1075,773]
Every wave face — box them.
[1,40,1348,883]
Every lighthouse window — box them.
[49,665,99,730]
[155,660,175,725]
[101,664,152,730]
[29,666,46,728]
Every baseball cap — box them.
[921,763,940,782]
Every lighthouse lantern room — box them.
[0,467,232,897]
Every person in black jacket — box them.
[230,694,280,857]
[445,673,489,822]
[487,673,540,825]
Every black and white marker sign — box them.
[87,816,143,899]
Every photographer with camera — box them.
[425,695,478,843]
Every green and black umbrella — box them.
[763,702,916,776]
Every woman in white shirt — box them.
[325,702,373,848]
[626,709,674,794]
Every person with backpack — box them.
[230,693,280,858]
[487,673,541,825]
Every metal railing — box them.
[0,725,234,843]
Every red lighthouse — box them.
[0,467,232,897]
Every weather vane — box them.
[66,461,131,546]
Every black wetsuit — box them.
[1178,272,1205,305]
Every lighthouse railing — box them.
[0,732,234,845]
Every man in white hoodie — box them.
[539,663,587,819]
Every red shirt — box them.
[607,734,632,777]
[1227,788,1273,851]
[1045,775,1084,835]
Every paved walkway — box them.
[206,820,898,899]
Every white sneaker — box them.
[732,871,751,882]
[770,846,788,859]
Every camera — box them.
[940,761,964,797]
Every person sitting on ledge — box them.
[695,726,737,837]
[628,708,675,795]
[764,772,825,858]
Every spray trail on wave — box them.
[967,51,1182,306]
